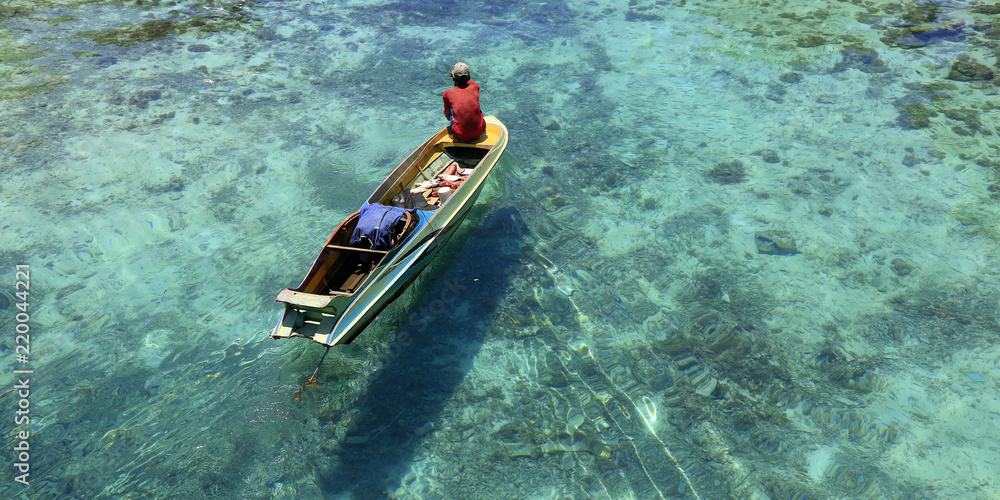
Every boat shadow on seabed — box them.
[310,169,531,498]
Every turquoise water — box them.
[3,0,1000,498]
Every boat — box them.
[270,115,509,347]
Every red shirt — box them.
[443,81,486,142]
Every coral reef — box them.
[706,159,746,184]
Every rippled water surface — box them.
[3,0,1000,498]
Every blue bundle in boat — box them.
[350,203,412,250]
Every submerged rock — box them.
[889,257,916,276]
[832,49,889,74]
[96,56,118,68]
[753,148,781,164]
[536,113,561,131]
[188,44,211,53]
[128,89,162,109]
[779,72,802,84]
[135,89,162,100]
[754,230,799,255]
[886,19,966,48]
[946,55,994,82]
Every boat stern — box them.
[270,289,352,343]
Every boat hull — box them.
[271,116,508,346]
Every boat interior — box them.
[303,211,416,297]
[414,148,487,208]
[377,126,500,209]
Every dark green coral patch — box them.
[47,14,80,25]
[778,72,802,84]
[76,8,257,47]
[0,77,67,101]
[880,1,935,22]
[901,2,941,24]
[0,26,44,65]
[945,55,995,82]
[23,14,80,25]
[970,3,1000,15]
[898,103,938,129]
[924,82,958,91]
[2,0,222,19]
[795,34,827,48]
[79,19,188,46]
[706,159,746,184]
[943,109,982,132]
[855,11,877,25]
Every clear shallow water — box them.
[3,0,1000,498]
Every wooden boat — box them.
[271,115,508,346]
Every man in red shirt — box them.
[443,62,486,142]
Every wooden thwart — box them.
[276,289,334,308]
[325,244,388,255]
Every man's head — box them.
[450,62,470,85]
